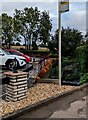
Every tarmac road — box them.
[12,85,88,120]
[49,96,87,119]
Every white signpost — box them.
[58,0,69,87]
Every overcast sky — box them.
[0,0,87,36]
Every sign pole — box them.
[58,1,61,87]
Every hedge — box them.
[76,45,88,73]
[50,54,58,58]
[20,50,50,57]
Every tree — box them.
[16,42,21,46]
[32,41,38,50]
[39,11,52,45]
[61,27,83,56]
[53,27,83,57]
[14,7,40,50]
[2,13,14,48]
[2,8,52,49]
[48,35,58,53]
[0,16,1,45]
[85,32,88,44]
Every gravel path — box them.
[1,83,78,116]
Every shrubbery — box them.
[76,45,88,73]
[80,73,88,84]
[62,57,69,67]
[20,49,50,57]
[50,54,58,58]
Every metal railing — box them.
[38,55,50,73]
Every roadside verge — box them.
[2,83,88,120]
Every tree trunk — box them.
[9,43,10,49]
[29,44,30,50]
[25,40,27,50]
[27,45,28,50]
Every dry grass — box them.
[11,45,25,50]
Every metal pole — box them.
[58,0,61,87]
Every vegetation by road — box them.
[1,5,88,85]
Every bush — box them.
[48,59,58,79]
[80,73,88,84]
[32,41,38,50]
[62,59,81,82]
[65,73,80,81]
[62,57,73,67]
[20,50,50,57]
[20,48,25,50]
[62,57,69,67]
[50,54,58,58]
[76,45,88,73]
[16,42,21,46]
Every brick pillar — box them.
[4,71,28,102]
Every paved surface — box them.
[49,96,86,119]
[12,86,87,119]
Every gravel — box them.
[0,83,78,116]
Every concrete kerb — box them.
[2,83,88,120]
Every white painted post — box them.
[58,1,61,87]
[58,0,69,87]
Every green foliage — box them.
[14,7,40,50]
[65,73,80,81]
[2,7,52,50]
[20,49,50,56]
[62,57,69,67]
[48,59,58,79]
[76,45,88,73]
[2,13,14,48]
[32,41,38,50]
[55,66,59,78]
[48,41,58,54]
[61,27,83,57]
[80,73,88,84]
[62,57,73,67]
[15,42,21,46]
[0,16,1,42]
[62,57,81,83]
[48,34,58,53]
[48,27,83,56]
[50,54,58,58]
[14,8,52,50]
[39,11,52,45]
[2,13,21,48]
